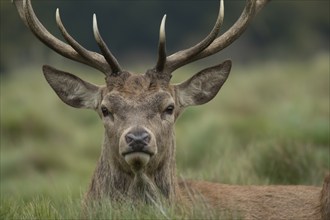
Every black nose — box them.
[125,129,151,151]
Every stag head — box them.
[13,0,270,203]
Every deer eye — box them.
[101,106,111,117]
[164,104,174,115]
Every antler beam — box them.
[159,0,271,74]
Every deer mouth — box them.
[122,150,154,157]
[123,152,152,172]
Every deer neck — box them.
[86,132,179,204]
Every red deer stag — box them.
[13,0,329,219]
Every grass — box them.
[1,54,329,219]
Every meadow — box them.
[0,55,329,219]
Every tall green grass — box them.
[1,55,329,218]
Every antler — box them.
[156,0,271,74]
[12,0,122,75]
[13,0,270,77]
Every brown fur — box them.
[320,174,330,220]
[180,180,323,219]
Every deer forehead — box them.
[106,72,171,93]
[102,90,174,111]
[102,73,175,114]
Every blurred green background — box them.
[0,0,329,218]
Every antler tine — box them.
[13,0,113,74]
[256,0,271,14]
[163,0,225,73]
[93,14,123,75]
[155,15,167,72]
[55,9,111,74]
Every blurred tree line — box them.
[0,0,329,74]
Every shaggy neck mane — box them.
[85,133,178,205]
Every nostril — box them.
[140,132,151,143]
[125,130,151,146]
[125,133,135,144]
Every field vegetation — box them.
[1,55,329,219]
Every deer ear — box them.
[175,60,232,107]
[43,65,101,109]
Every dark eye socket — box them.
[101,106,111,117]
[164,104,175,115]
